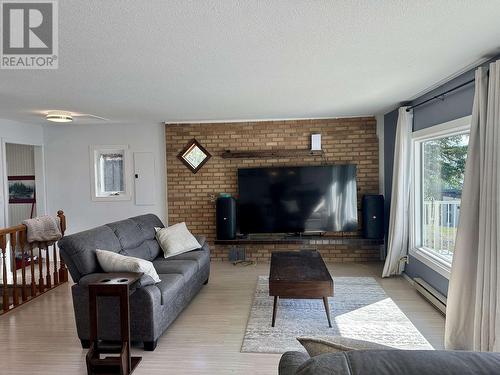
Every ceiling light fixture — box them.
[46,110,73,123]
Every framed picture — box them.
[8,175,36,204]
[177,139,211,174]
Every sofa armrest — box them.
[77,272,156,289]
[279,351,311,375]
[129,283,162,341]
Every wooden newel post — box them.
[57,210,68,282]
[1,235,9,312]
[57,210,66,235]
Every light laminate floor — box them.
[0,262,445,375]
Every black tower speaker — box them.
[362,195,384,239]
[216,196,236,240]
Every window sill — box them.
[92,194,131,202]
[409,247,451,280]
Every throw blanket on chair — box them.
[22,216,62,247]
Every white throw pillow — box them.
[155,222,201,258]
[95,249,161,283]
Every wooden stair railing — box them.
[0,210,68,315]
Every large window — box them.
[90,145,131,201]
[411,116,470,277]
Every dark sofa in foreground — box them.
[279,349,500,375]
[59,214,210,351]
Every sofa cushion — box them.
[105,215,164,261]
[170,249,209,270]
[106,219,144,247]
[152,259,198,281]
[130,214,165,239]
[279,351,310,375]
[127,215,164,260]
[155,273,185,305]
[282,350,500,375]
[106,219,154,260]
[296,352,351,375]
[346,350,500,375]
[142,239,162,260]
[120,241,159,261]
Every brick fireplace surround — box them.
[166,117,381,262]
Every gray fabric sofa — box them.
[279,349,500,375]
[59,214,210,351]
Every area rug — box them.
[241,276,433,353]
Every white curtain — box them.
[382,107,413,278]
[445,61,500,351]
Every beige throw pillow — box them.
[95,249,161,283]
[297,336,394,357]
[155,222,201,258]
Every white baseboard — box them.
[402,272,415,286]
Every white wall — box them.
[43,122,166,234]
[0,119,44,145]
[0,119,45,228]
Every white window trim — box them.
[90,145,132,202]
[409,115,471,279]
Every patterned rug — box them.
[241,276,433,353]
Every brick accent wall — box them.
[166,117,381,262]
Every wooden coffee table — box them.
[269,250,334,327]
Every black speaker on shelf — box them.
[216,196,236,240]
[362,195,384,239]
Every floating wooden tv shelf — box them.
[214,235,384,246]
[221,149,324,159]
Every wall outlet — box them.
[311,133,322,151]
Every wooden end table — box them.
[269,250,334,327]
[86,272,143,375]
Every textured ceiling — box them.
[1,0,500,125]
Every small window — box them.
[90,145,131,201]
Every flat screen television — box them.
[237,165,358,234]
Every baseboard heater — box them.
[413,277,447,315]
